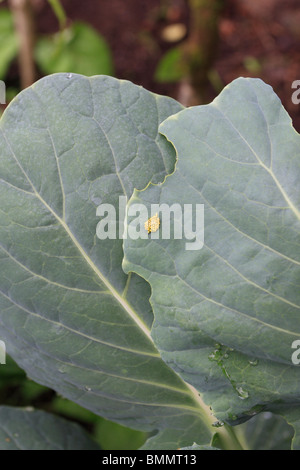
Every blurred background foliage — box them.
[0,356,148,449]
[0,0,299,449]
[0,0,299,126]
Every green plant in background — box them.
[0,73,299,450]
[0,406,101,450]
[155,0,225,104]
[0,0,114,106]
[0,356,147,450]
[36,0,114,77]
[0,8,19,111]
[35,21,114,77]
[155,46,186,83]
[0,8,18,79]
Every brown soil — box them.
[4,0,300,130]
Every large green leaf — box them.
[123,78,300,434]
[0,406,100,450]
[275,406,300,450]
[0,73,225,449]
[237,411,294,450]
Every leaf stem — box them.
[217,425,247,451]
[186,383,247,450]
[9,0,36,89]
[48,0,67,31]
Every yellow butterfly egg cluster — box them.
[144,213,160,233]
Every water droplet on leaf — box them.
[236,387,249,400]
[249,359,258,366]
[212,420,224,428]
[58,365,67,374]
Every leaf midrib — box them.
[213,95,300,222]
[1,124,219,421]
[0,125,154,341]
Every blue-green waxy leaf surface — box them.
[0,73,221,449]
[237,411,294,450]
[0,406,100,450]
[123,78,300,435]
